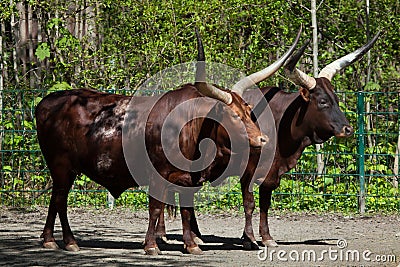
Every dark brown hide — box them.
[237,81,353,248]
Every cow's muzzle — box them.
[336,125,354,138]
[251,134,269,148]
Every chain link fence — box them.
[1,87,399,212]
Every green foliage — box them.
[365,81,381,92]
[35,43,51,61]
[48,82,72,93]
[194,175,398,213]
[0,0,16,21]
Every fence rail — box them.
[0,88,399,212]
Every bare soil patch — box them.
[1,207,399,266]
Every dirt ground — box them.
[1,206,399,267]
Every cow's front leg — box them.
[180,206,202,255]
[144,196,163,255]
[189,209,203,245]
[241,175,259,250]
[259,185,278,247]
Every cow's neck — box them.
[261,88,313,177]
[194,116,224,184]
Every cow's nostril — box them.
[259,135,269,144]
[344,126,353,136]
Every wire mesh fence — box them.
[0,87,399,212]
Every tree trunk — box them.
[11,0,19,84]
[311,0,324,176]
[0,21,4,153]
[16,1,28,84]
[364,0,376,175]
[28,4,35,88]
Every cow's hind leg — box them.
[155,202,168,243]
[41,192,59,249]
[144,196,163,255]
[259,185,278,247]
[155,190,176,243]
[166,204,176,222]
[41,162,78,251]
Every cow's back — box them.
[35,89,138,197]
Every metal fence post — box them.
[107,191,115,209]
[357,91,366,214]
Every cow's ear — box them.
[299,87,310,102]
[211,101,225,120]
[216,101,225,112]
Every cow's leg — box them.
[166,204,176,222]
[259,185,278,247]
[240,174,259,250]
[180,206,202,255]
[165,191,176,223]
[41,190,59,249]
[41,163,78,251]
[144,196,163,255]
[155,202,168,243]
[189,209,203,245]
[155,190,176,243]
[158,201,203,245]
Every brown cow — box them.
[240,32,381,249]
[153,27,303,248]
[138,28,303,255]
[35,29,298,255]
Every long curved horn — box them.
[318,31,381,81]
[194,28,232,105]
[232,25,303,94]
[284,39,317,90]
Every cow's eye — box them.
[319,99,329,108]
[232,114,240,120]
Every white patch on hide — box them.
[114,99,129,117]
[97,153,112,171]
[100,128,117,139]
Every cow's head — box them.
[193,27,301,150]
[283,32,380,143]
[194,28,266,150]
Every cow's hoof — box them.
[186,246,203,255]
[145,247,161,255]
[193,236,204,245]
[43,241,59,250]
[263,239,278,247]
[243,240,259,250]
[65,243,80,252]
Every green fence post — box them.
[357,91,366,214]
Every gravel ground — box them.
[1,206,399,266]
